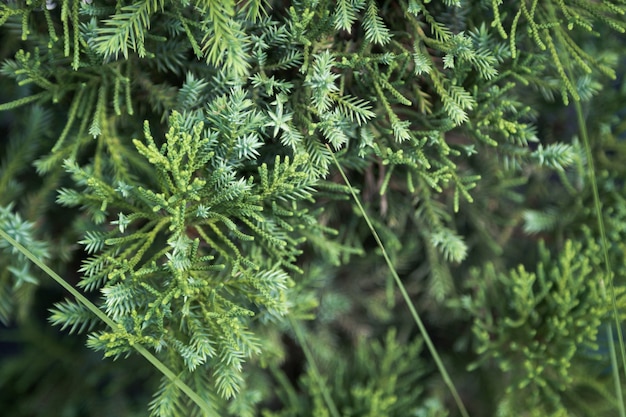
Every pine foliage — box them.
[54,106,324,405]
[0,0,625,415]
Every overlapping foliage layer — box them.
[1,0,626,416]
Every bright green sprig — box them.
[466,237,620,414]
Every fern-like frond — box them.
[94,0,163,59]
[49,300,99,334]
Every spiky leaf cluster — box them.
[0,204,50,324]
[51,107,324,405]
[463,235,622,414]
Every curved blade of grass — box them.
[326,144,471,417]
[0,227,215,416]
[575,98,626,416]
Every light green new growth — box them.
[465,236,621,414]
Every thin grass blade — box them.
[326,144,471,417]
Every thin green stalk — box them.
[326,145,471,417]
[0,227,215,416]
[289,316,341,417]
[608,324,626,416]
[574,99,626,415]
